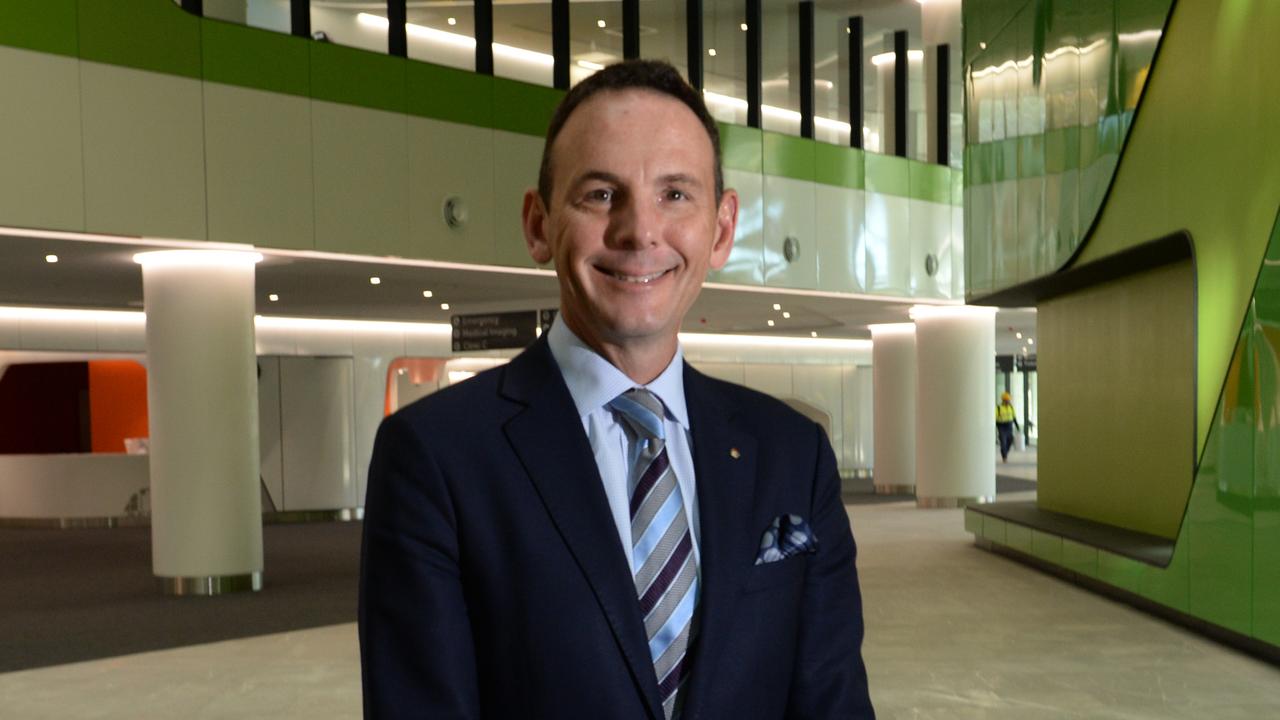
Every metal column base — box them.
[159,572,263,596]
[873,484,915,495]
[915,495,995,509]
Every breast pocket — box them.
[742,554,807,594]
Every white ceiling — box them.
[0,226,1037,354]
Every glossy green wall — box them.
[965,0,1280,649]
[963,0,1172,296]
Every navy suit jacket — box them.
[359,337,874,719]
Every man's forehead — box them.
[551,90,713,168]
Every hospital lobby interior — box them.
[1,0,1278,717]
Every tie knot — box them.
[608,388,666,441]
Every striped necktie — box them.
[608,388,697,720]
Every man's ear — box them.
[709,188,739,270]
[522,189,553,265]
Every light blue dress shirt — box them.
[546,316,701,573]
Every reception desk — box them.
[0,454,149,525]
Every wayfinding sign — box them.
[451,311,538,351]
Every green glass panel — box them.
[761,132,815,183]
[964,509,983,535]
[0,0,77,57]
[1138,539,1188,613]
[961,0,1174,298]
[1005,523,1032,553]
[864,154,909,198]
[1188,477,1254,634]
[719,123,763,174]
[202,19,309,98]
[310,42,405,114]
[908,161,950,205]
[490,78,562,138]
[405,62,493,128]
[1017,135,1046,279]
[982,516,1007,544]
[1253,214,1280,643]
[1030,530,1063,565]
[1062,539,1098,578]
[814,145,863,191]
[78,0,202,79]
[1098,551,1143,593]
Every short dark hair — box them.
[536,60,724,208]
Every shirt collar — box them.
[546,315,689,430]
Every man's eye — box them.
[664,189,687,202]
[585,188,613,203]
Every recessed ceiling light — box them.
[1015,331,1023,339]
[979,41,988,50]
[740,23,748,31]
[440,302,450,310]
[370,276,381,285]
[268,293,279,302]
[782,311,791,319]
[597,19,606,28]
[1028,338,1035,345]
[811,331,818,338]
[45,254,58,263]
[772,303,782,311]
[708,48,717,57]
[447,17,457,26]
[767,319,775,327]
[422,290,434,298]
[1022,346,1029,353]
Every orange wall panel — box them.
[87,360,148,454]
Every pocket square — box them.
[755,514,819,565]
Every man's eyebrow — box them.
[657,173,703,188]
[570,170,624,187]
[568,170,704,189]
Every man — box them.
[996,392,1020,463]
[359,60,874,719]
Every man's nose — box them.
[606,197,659,249]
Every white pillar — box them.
[136,250,263,595]
[912,305,997,507]
[869,324,916,494]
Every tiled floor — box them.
[3,491,1277,719]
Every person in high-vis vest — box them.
[996,392,1020,463]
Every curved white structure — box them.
[911,305,997,507]
[137,250,263,594]
[869,323,916,494]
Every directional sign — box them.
[451,311,538,351]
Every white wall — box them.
[0,310,873,518]
[0,455,148,518]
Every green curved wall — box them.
[966,0,1280,648]
[963,0,1174,296]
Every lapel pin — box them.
[729,447,741,460]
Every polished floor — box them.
[2,460,1278,718]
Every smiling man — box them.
[359,61,874,719]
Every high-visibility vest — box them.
[996,404,1017,423]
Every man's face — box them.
[523,89,737,357]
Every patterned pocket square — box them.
[755,514,819,565]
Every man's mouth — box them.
[599,267,671,284]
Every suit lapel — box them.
[500,339,664,720]
[681,365,759,718]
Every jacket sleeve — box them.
[359,412,481,719]
[785,422,876,719]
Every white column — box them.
[912,305,997,507]
[869,324,916,494]
[136,249,263,595]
